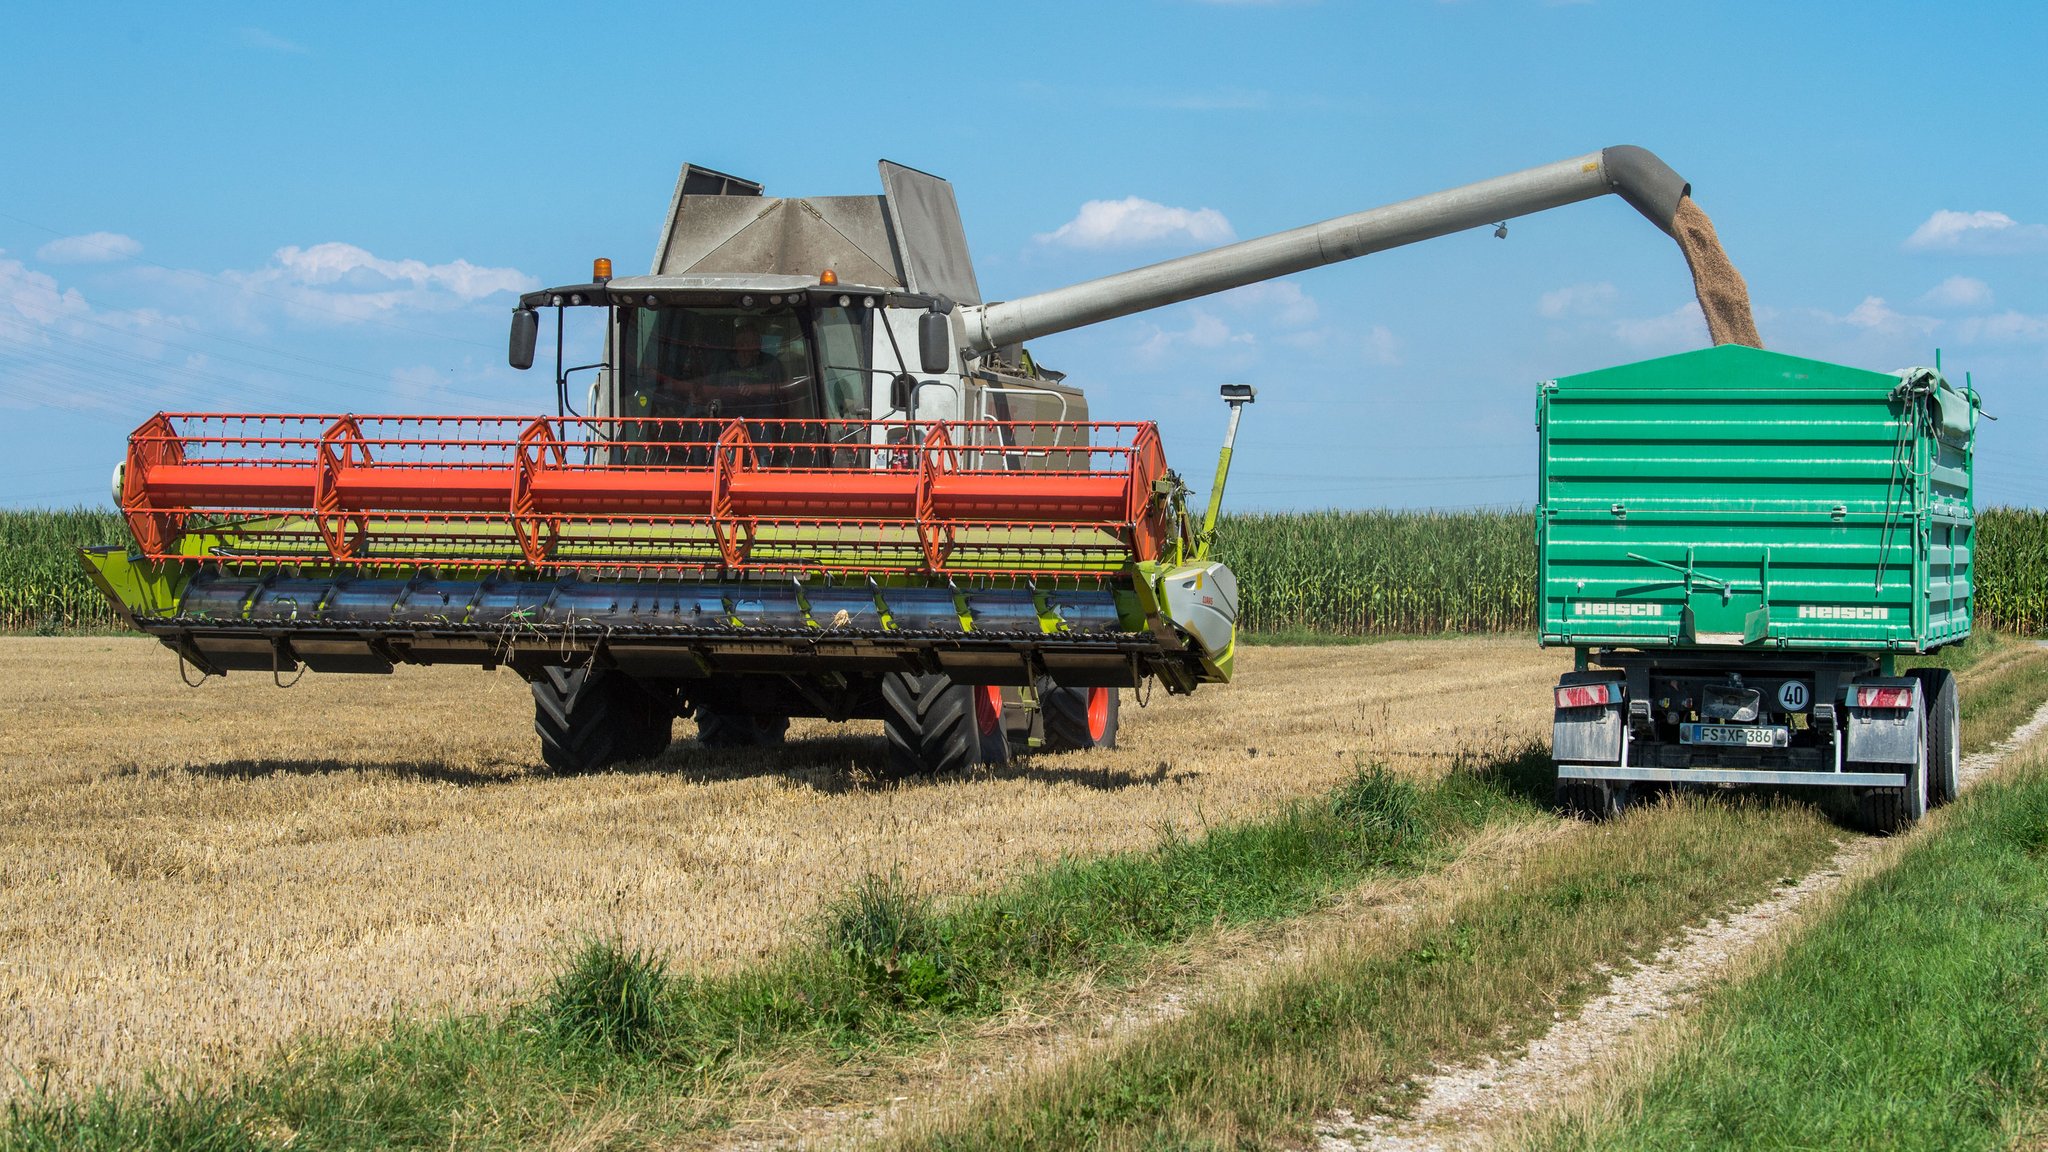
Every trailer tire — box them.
[1854,708,1928,834]
[1041,682,1119,752]
[880,672,981,779]
[1910,667,1960,807]
[696,710,790,749]
[532,666,671,774]
[1554,780,1619,821]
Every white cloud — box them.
[1359,324,1399,366]
[1134,89,1274,111]
[1135,311,1253,362]
[1955,311,2048,344]
[223,242,536,321]
[238,27,307,54]
[1917,275,1993,310]
[1904,209,2048,254]
[36,232,142,264]
[1216,280,1319,326]
[1036,197,1234,249]
[1612,301,1706,350]
[1841,296,1938,338]
[1539,281,1617,319]
[0,255,91,327]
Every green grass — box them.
[1521,739,2048,1152]
[0,754,1553,1151]
[907,795,1845,1151]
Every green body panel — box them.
[1536,345,1977,654]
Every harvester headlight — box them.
[836,295,851,307]
[768,295,782,305]
[569,293,585,306]
[862,296,875,308]
[741,295,755,307]
[550,294,564,306]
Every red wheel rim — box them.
[1086,688,1110,742]
[976,685,1003,736]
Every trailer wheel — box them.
[1554,779,1619,821]
[696,710,790,749]
[1854,709,1928,834]
[880,672,982,779]
[1910,668,1960,807]
[531,666,671,774]
[1041,682,1119,752]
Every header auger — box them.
[86,147,1698,775]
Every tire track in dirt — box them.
[1314,696,2048,1152]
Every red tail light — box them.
[1555,683,1615,709]
[1855,686,1914,709]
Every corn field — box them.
[1214,509,1538,635]
[0,508,130,633]
[1974,508,2048,635]
[4,506,2044,636]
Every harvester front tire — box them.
[880,672,981,779]
[1910,667,1960,807]
[1040,682,1119,753]
[532,667,671,775]
[696,710,791,749]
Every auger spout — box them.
[959,146,1689,353]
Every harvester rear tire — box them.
[532,666,671,775]
[696,711,791,749]
[1040,682,1119,753]
[880,672,981,779]
[1910,667,1960,807]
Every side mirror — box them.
[508,308,539,371]
[890,372,916,414]
[918,311,950,375]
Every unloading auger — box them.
[84,148,1694,775]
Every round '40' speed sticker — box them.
[1777,680,1812,712]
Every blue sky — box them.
[2,1,2043,511]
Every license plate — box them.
[1681,723,1789,748]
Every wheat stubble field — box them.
[0,634,1568,1101]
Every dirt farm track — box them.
[0,635,1569,1099]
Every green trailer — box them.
[1536,345,1981,831]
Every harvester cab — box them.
[85,148,1699,777]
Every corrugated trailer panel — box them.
[1537,345,1977,653]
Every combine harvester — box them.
[87,145,1813,781]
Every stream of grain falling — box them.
[1672,196,1763,348]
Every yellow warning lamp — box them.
[592,257,613,283]
[819,269,838,286]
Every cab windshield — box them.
[617,303,870,423]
